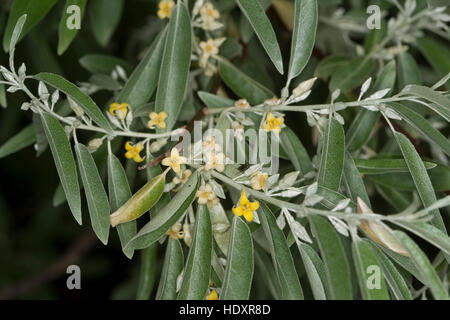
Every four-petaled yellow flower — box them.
[162,148,187,174]
[207,290,218,300]
[251,172,269,192]
[196,183,220,207]
[125,141,145,163]
[200,2,220,23]
[262,112,284,134]
[148,111,168,129]
[200,39,220,58]
[232,189,259,222]
[109,102,130,120]
[157,0,175,19]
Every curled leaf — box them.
[357,197,409,256]
[110,168,167,227]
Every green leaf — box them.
[198,91,234,109]
[40,113,81,224]
[287,0,318,82]
[317,117,345,191]
[0,125,35,159]
[368,240,412,300]
[34,72,114,135]
[127,172,199,250]
[329,56,374,93]
[280,126,313,176]
[57,0,87,55]
[3,0,58,52]
[346,61,396,151]
[395,231,449,300]
[155,4,192,131]
[107,153,135,259]
[118,29,167,108]
[309,215,353,299]
[259,203,303,299]
[110,167,165,227]
[394,132,446,231]
[254,244,281,299]
[90,0,124,46]
[156,238,184,300]
[352,238,389,300]
[79,54,133,75]
[402,85,450,122]
[75,143,110,244]
[394,221,450,256]
[218,58,274,105]
[177,205,212,300]
[136,243,158,300]
[315,55,350,79]
[397,51,421,89]
[417,37,450,90]
[388,102,450,156]
[355,158,436,175]
[220,216,254,300]
[236,0,284,74]
[296,242,329,300]
[343,151,371,206]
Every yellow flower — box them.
[207,290,219,300]
[235,98,250,109]
[232,189,259,222]
[162,148,187,174]
[173,169,192,185]
[148,111,168,129]
[125,141,145,163]
[196,183,220,207]
[204,152,225,172]
[262,112,284,134]
[166,222,184,240]
[250,172,269,192]
[200,39,220,58]
[109,102,130,120]
[200,3,220,23]
[157,0,175,19]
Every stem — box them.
[206,95,414,115]
[18,78,182,140]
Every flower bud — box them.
[68,96,84,117]
[293,77,317,97]
[88,138,103,153]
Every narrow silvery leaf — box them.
[220,216,254,300]
[317,118,345,191]
[40,113,81,224]
[332,198,351,212]
[360,77,372,99]
[156,239,184,300]
[352,238,389,300]
[34,73,115,135]
[177,205,212,300]
[107,153,136,259]
[367,88,391,100]
[309,216,353,299]
[287,0,318,82]
[155,4,192,131]
[259,203,304,299]
[285,210,312,243]
[0,125,35,159]
[75,143,110,244]
[395,231,449,300]
[237,0,284,74]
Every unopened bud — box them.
[88,138,103,152]
[293,77,317,97]
[68,96,84,117]
[183,223,192,247]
